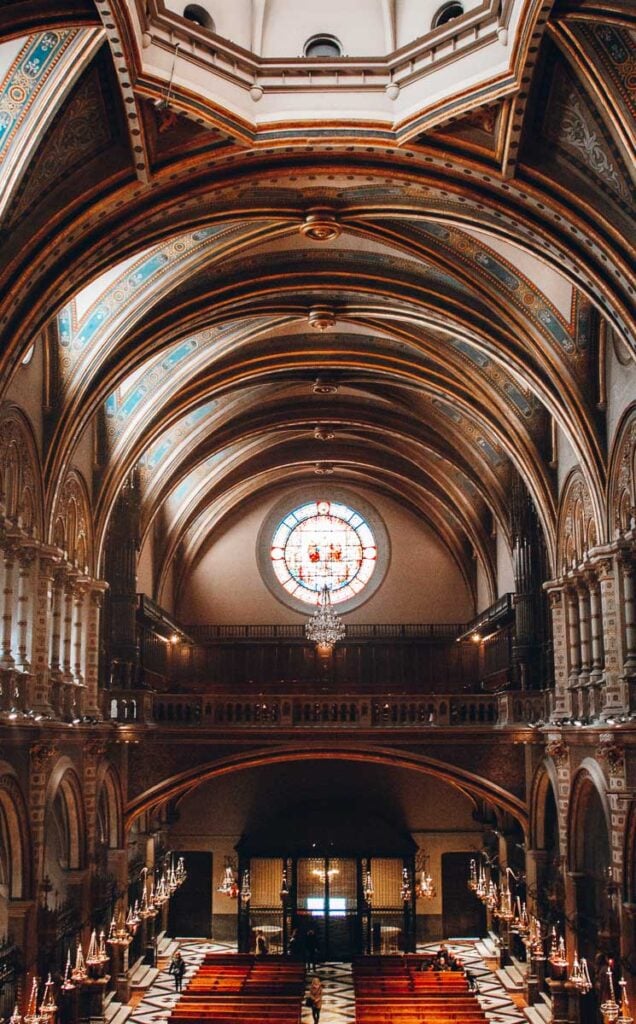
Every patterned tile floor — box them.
[128,939,527,1024]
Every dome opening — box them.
[432,2,464,27]
[183,4,214,30]
[303,34,343,58]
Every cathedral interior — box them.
[0,0,634,1021]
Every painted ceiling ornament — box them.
[299,208,341,242]
[312,377,338,394]
[314,424,335,441]
[308,306,336,330]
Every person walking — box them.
[168,950,186,992]
[306,975,323,1024]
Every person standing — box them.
[307,975,323,1024]
[168,950,186,992]
[288,927,304,961]
[255,930,269,956]
[305,929,318,972]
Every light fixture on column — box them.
[240,869,251,904]
[280,867,290,901]
[363,866,374,904]
[305,585,345,654]
[400,867,412,902]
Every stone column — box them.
[73,583,87,687]
[61,577,75,684]
[15,547,35,672]
[29,554,56,714]
[84,586,106,720]
[576,583,591,686]
[620,554,636,677]
[566,584,580,716]
[0,544,17,669]
[49,569,65,679]
[596,556,629,718]
[587,572,604,717]
[546,585,572,720]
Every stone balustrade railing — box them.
[105,689,547,727]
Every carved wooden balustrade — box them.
[105,689,547,727]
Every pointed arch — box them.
[0,404,44,538]
[49,468,93,573]
[607,402,636,538]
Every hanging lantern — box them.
[569,950,592,994]
[468,859,478,892]
[217,863,237,896]
[498,884,514,921]
[618,977,633,1024]
[62,951,75,991]
[39,974,57,1020]
[24,978,39,1024]
[86,930,101,968]
[176,857,187,886]
[72,942,87,982]
[126,901,141,934]
[601,964,620,1023]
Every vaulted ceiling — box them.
[0,0,633,605]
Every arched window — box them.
[183,4,214,30]
[304,34,343,58]
[432,2,464,27]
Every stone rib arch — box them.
[96,762,124,851]
[529,760,562,854]
[566,759,612,876]
[44,760,87,874]
[0,766,32,900]
[125,742,528,834]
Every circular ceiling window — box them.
[258,488,389,613]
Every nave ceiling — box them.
[0,0,633,608]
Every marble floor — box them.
[129,939,527,1024]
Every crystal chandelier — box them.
[312,865,340,882]
[305,586,345,653]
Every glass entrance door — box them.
[296,857,358,961]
